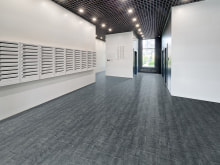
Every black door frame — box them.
[161,50,164,77]
[164,48,167,83]
[133,51,138,75]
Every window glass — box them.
[143,39,155,49]
[142,39,155,68]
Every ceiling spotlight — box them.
[108,28,112,32]
[92,17,97,22]
[100,37,103,39]
[128,9,133,14]
[132,18,137,22]
[136,24,140,28]
[140,32,143,34]
[101,23,106,28]
[181,0,190,3]
[79,8,84,13]
[138,28,141,32]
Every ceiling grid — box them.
[52,0,202,41]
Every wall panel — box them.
[0,0,96,120]
[171,0,220,103]
[95,39,106,73]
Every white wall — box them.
[133,34,138,54]
[96,39,106,73]
[106,32,134,78]
[0,0,96,120]
[171,0,220,103]
[0,72,95,120]
[0,0,95,50]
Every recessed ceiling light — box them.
[101,23,106,28]
[79,8,84,13]
[132,18,137,22]
[100,37,103,39]
[138,28,141,32]
[136,24,140,28]
[181,0,190,3]
[108,28,112,32]
[92,17,97,22]
[128,9,133,14]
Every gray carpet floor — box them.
[0,72,220,165]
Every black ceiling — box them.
[52,0,202,41]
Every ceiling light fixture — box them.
[181,0,190,3]
[92,17,97,22]
[108,28,112,32]
[79,8,84,13]
[132,18,137,22]
[136,24,140,28]
[128,9,133,14]
[100,37,103,39]
[101,23,106,28]
[138,28,141,32]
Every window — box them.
[142,39,155,68]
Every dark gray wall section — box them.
[155,37,162,74]
[138,39,142,72]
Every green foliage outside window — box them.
[142,39,155,68]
